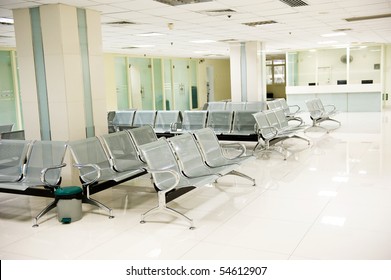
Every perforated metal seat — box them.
[191,128,255,185]
[206,110,233,134]
[230,111,258,136]
[126,125,158,163]
[139,137,219,229]
[0,140,68,227]
[0,139,31,182]
[132,110,157,127]
[154,110,182,133]
[305,98,341,132]
[69,136,145,219]
[181,110,207,132]
[99,131,147,172]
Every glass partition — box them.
[172,58,190,111]
[114,56,130,109]
[0,50,19,127]
[128,57,153,110]
[349,45,381,84]
[287,44,381,87]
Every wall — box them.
[204,58,231,102]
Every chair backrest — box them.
[0,124,14,134]
[154,110,182,132]
[264,110,280,129]
[206,110,233,134]
[191,127,228,167]
[253,111,275,139]
[273,108,289,129]
[132,110,157,127]
[305,98,321,118]
[126,125,158,162]
[112,110,136,126]
[69,137,112,183]
[0,139,32,182]
[207,101,226,111]
[267,99,280,110]
[168,133,212,177]
[138,138,184,191]
[99,131,144,172]
[182,110,207,131]
[245,101,265,111]
[0,130,25,140]
[225,102,246,111]
[23,140,67,186]
[231,111,258,134]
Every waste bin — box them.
[55,186,83,224]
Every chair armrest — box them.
[73,163,101,186]
[323,104,337,114]
[260,126,279,140]
[40,163,67,187]
[288,104,300,114]
[147,168,180,193]
[221,142,247,158]
[309,109,324,119]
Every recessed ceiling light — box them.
[190,39,216,43]
[317,40,338,45]
[0,17,14,25]
[135,32,165,37]
[321,32,346,37]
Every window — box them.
[266,58,286,85]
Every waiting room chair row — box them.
[0,125,255,229]
[109,109,261,141]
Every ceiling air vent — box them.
[345,13,391,22]
[154,0,213,6]
[243,20,277,27]
[200,9,237,16]
[105,21,137,25]
[278,0,308,7]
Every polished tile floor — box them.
[1,110,391,260]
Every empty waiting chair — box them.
[206,101,226,111]
[99,131,147,172]
[126,125,158,163]
[138,137,219,229]
[0,139,32,182]
[132,110,157,127]
[225,102,246,111]
[0,140,68,226]
[69,136,145,218]
[154,110,182,133]
[181,110,207,131]
[168,133,254,185]
[112,110,136,131]
[245,101,265,111]
[192,128,255,185]
[231,111,258,136]
[305,98,340,132]
[206,110,233,134]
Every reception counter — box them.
[286,84,382,112]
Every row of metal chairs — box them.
[203,101,266,111]
[0,139,68,226]
[109,109,260,139]
[305,98,341,132]
[137,127,256,229]
[253,108,311,160]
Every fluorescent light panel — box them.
[321,32,346,37]
[136,32,165,37]
[0,17,14,24]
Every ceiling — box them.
[0,0,390,58]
